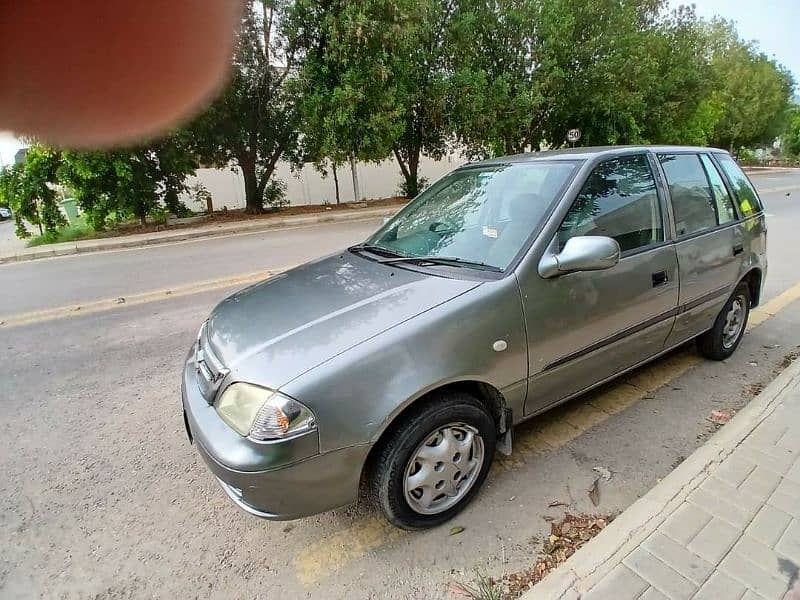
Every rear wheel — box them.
[369,392,495,530]
[697,282,750,360]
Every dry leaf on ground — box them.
[707,409,733,424]
[501,513,614,598]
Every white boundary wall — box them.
[182,153,466,210]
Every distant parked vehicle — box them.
[0,207,11,220]
[182,146,766,529]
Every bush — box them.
[264,179,289,208]
[398,175,429,198]
[26,216,94,247]
[190,182,213,212]
[737,148,759,164]
[150,206,170,225]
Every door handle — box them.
[652,271,668,287]
[733,244,744,256]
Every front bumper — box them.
[182,358,369,520]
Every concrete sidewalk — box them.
[0,203,402,264]
[524,357,800,600]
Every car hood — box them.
[206,252,480,388]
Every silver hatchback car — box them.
[182,146,766,529]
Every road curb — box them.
[742,166,800,174]
[522,354,800,600]
[0,205,403,264]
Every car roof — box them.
[465,145,729,167]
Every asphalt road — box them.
[2,171,800,599]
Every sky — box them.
[671,0,800,85]
[0,0,797,166]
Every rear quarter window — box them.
[715,154,763,217]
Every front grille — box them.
[195,321,229,403]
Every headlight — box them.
[215,383,316,441]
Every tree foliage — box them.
[190,0,300,213]
[58,134,197,228]
[289,0,408,196]
[784,106,800,157]
[705,20,795,151]
[6,0,797,240]
[387,0,454,197]
[0,146,65,238]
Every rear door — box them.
[657,152,744,345]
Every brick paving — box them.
[525,361,800,600]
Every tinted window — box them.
[658,154,716,236]
[558,154,662,253]
[699,154,736,224]
[716,154,762,217]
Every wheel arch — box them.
[741,267,763,307]
[361,379,508,483]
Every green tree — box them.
[448,0,666,155]
[190,0,300,213]
[448,0,540,156]
[290,0,408,200]
[784,106,800,157]
[0,164,33,238]
[59,135,197,229]
[0,146,65,238]
[389,0,454,197]
[639,6,719,145]
[706,20,795,151]
[533,0,664,147]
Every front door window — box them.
[557,154,662,253]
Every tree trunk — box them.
[407,150,420,198]
[350,155,361,202]
[34,200,43,235]
[332,163,340,205]
[241,161,263,214]
[393,145,419,198]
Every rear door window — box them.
[558,154,662,253]
[715,154,763,217]
[658,153,717,237]
[699,154,736,224]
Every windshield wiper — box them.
[348,243,403,258]
[376,255,503,273]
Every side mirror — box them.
[538,236,620,278]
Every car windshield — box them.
[364,161,579,270]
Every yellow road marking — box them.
[0,268,294,328]
[292,280,800,586]
[293,517,406,586]
[747,282,800,329]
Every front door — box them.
[517,153,679,416]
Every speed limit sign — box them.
[567,128,581,143]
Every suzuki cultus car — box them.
[182,146,766,529]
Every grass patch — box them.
[26,216,96,247]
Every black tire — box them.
[369,392,496,530]
[697,282,751,361]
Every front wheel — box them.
[369,392,496,530]
[697,282,750,360]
